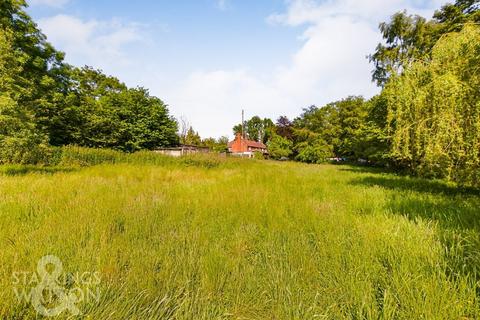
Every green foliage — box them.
[65,68,179,152]
[181,126,201,146]
[216,136,229,151]
[350,95,391,162]
[0,0,69,149]
[233,116,275,142]
[246,116,263,141]
[202,136,229,152]
[433,0,480,31]
[232,123,243,136]
[370,0,480,86]
[267,134,293,159]
[294,139,333,164]
[292,96,368,160]
[252,150,265,160]
[384,25,480,186]
[369,12,436,86]
[0,28,51,164]
[0,133,52,165]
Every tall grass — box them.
[57,145,232,169]
[0,153,478,319]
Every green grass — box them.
[0,154,479,319]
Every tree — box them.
[384,25,480,186]
[292,97,367,159]
[433,0,480,31]
[369,12,435,86]
[369,1,480,86]
[183,126,201,146]
[275,116,293,140]
[67,68,179,151]
[0,28,51,164]
[202,136,229,152]
[246,116,264,142]
[0,0,69,134]
[178,116,191,145]
[295,139,333,164]
[215,136,229,152]
[267,135,293,160]
[233,116,274,142]
[262,118,275,143]
[351,95,390,163]
[46,66,128,147]
[334,97,368,157]
[113,88,179,151]
[233,123,244,136]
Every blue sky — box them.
[27,0,447,138]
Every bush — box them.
[295,139,333,164]
[0,133,52,165]
[267,135,293,160]
[253,151,265,160]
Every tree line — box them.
[0,0,179,164]
[234,0,479,187]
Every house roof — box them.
[228,138,267,149]
[245,140,267,149]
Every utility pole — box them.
[241,109,245,139]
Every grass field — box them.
[0,153,479,319]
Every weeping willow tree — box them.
[384,25,480,186]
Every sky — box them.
[26,0,448,138]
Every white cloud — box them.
[165,0,447,138]
[268,0,446,26]
[29,0,70,8]
[37,15,144,69]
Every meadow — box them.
[0,149,479,319]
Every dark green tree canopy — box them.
[0,0,179,161]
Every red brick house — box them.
[228,133,268,157]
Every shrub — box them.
[0,133,52,165]
[295,139,333,164]
[267,135,293,160]
[253,151,265,160]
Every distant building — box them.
[154,144,210,157]
[228,133,268,157]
